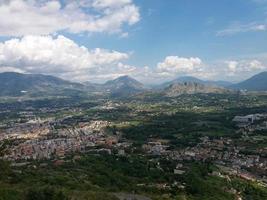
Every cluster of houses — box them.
[0,119,123,160]
[0,120,51,140]
[142,141,169,156]
[3,134,120,160]
[0,117,111,140]
[142,137,267,182]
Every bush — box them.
[25,187,68,200]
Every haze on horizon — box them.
[0,0,267,84]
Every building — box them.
[233,115,255,124]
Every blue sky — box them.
[77,0,267,65]
[0,0,266,83]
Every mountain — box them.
[170,76,204,84]
[83,81,105,92]
[164,82,231,97]
[103,75,146,96]
[158,76,203,89]
[158,76,232,89]
[0,73,146,97]
[0,72,85,97]
[229,72,267,91]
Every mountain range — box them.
[0,71,267,97]
[0,72,86,97]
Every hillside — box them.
[229,72,267,91]
[164,82,231,97]
[0,72,85,97]
[0,73,148,97]
[103,75,146,96]
[159,76,232,89]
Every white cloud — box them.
[226,59,265,75]
[0,66,25,73]
[0,0,140,37]
[92,0,132,9]
[0,34,154,83]
[157,56,203,74]
[217,22,266,36]
[155,55,267,83]
[227,61,238,73]
[117,62,136,72]
[249,59,265,70]
[0,35,129,81]
[0,33,265,84]
[151,56,222,82]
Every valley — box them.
[0,77,267,199]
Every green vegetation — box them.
[0,155,266,200]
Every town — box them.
[1,104,267,185]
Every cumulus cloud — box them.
[227,61,238,73]
[0,35,130,81]
[155,55,267,83]
[0,0,140,36]
[150,56,223,82]
[1,33,265,84]
[0,34,161,83]
[226,59,266,75]
[157,56,203,74]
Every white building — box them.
[233,115,255,124]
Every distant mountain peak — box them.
[103,75,145,96]
[105,75,142,85]
[229,71,267,91]
[157,76,232,89]
[106,75,139,83]
[164,81,230,97]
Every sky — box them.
[0,0,267,84]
